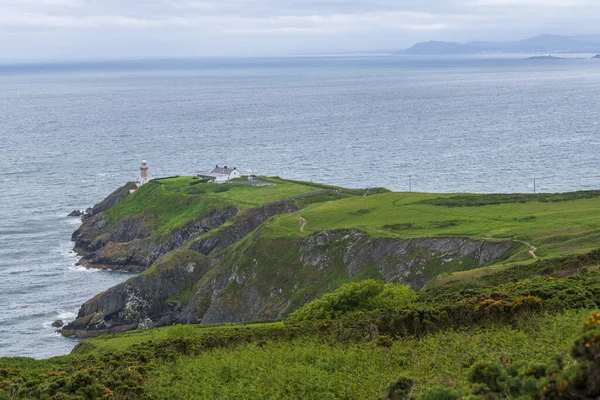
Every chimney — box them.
[215,165,218,168]
[233,167,236,170]
[224,166,227,169]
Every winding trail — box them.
[514,239,538,259]
[297,215,307,232]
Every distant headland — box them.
[400,34,600,55]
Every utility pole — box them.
[533,178,536,194]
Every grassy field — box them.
[1,309,591,399]
[143,310,587,399]
[104,176,321,234]
[6,183,600,398]
[263,191,600,261]
[5,265,600,398]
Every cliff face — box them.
[61,250,210,338]
[73,203,238,271]
[62,228,514,337]
[178,230,513,325]
[62,181,520,338]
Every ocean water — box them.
[1,55,600,358]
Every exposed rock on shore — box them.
[71,180,239,271]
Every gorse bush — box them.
[401,311,600,399]
[288,280,417,322]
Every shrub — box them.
[288,280,416,322]
[424,311,600,398]
[186,187,206,195]
[418,387,460,400]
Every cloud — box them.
[0,0,599,59]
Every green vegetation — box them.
[418,190,600,207]
[266,190,600,262]
[288,280,417,322]
[104,176,320,234]
[6,264,600,398]
[8,182,600,398]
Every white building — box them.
[199,165,241,183]
[130,160,153,193]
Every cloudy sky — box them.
[1,0,599,61]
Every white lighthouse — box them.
[138,160,152,185]
[130,160,153,193]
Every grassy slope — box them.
[144,310,588,399]
[1,310,589,399]
[265,191,600,260]
[103,176,320,235]
[6,185,600,398]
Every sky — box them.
[1,0,600,61]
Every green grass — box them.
[0,309,592,399]
[265,191,600,260]
[139,310,591,398]
[103,176,323,235]
[72,321,287,355]
[5,264,600,399]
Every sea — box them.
[1,54,600,358]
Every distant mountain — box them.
[399,41,480,55]
[525,55,567,60]
[401,34,600,55]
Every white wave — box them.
[68,265,101,273]
[55,309,77,320]
[65,217,83,226]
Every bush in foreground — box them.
[399,312,600,399]
[288,280,417,322]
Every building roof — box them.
[211,166,237,174]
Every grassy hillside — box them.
[2,277,599,399]
[265,190,600,260]
[6,183,600,398]
[104,176,323,234]
[4,255,600,398]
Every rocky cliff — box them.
[71,180,243,271]
[73,206,238,271]
[62,227,515,337]
[61,180,520,338]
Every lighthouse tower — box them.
[134,160,152,189]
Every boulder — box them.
[52,319,64,328]
[68,210,83,217]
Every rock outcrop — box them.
[61,251,210,337]
[73,197,238,271]
[61,229,515,337]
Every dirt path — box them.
[297,215,307,232]
[514,240,538,259]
